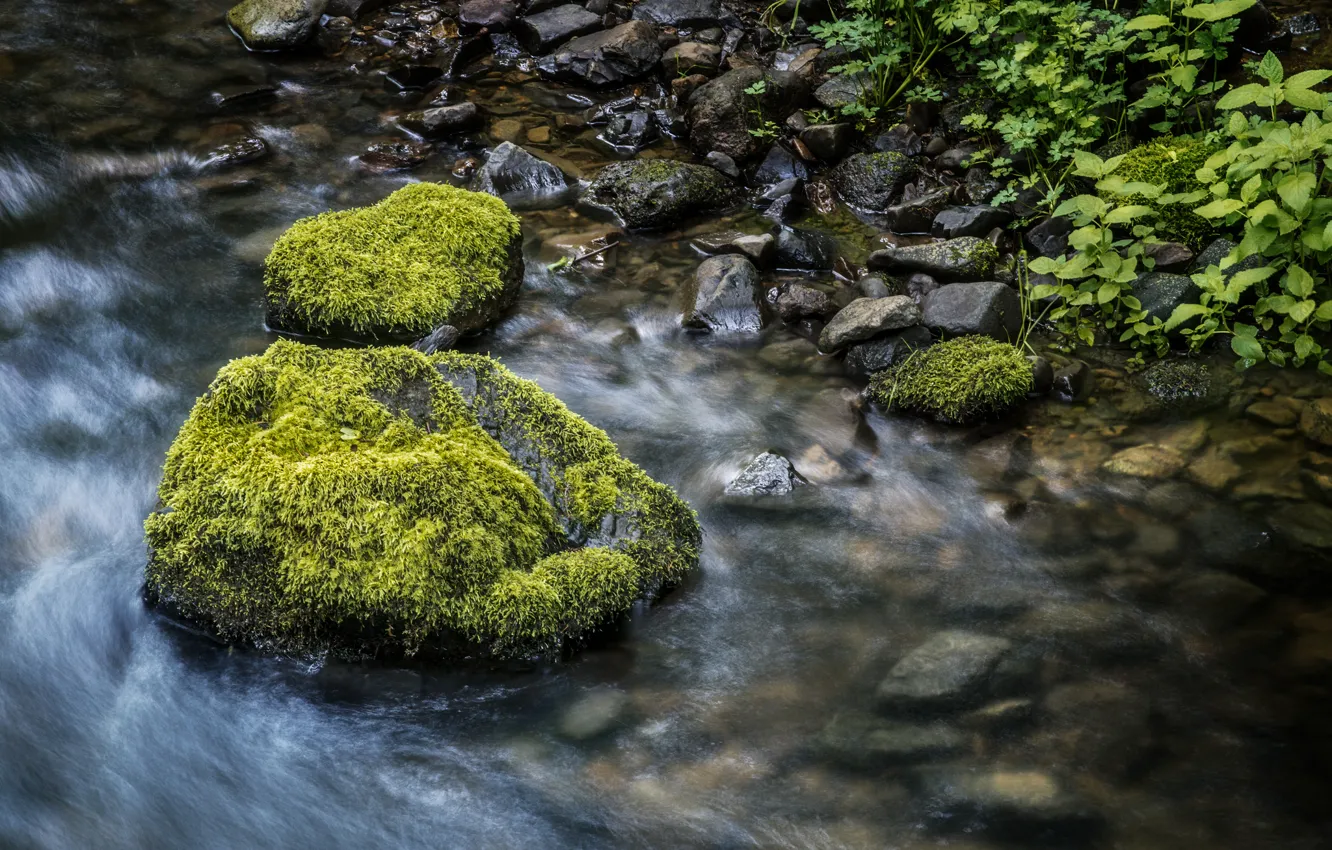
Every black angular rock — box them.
[1025,215,1072,258]
[932,205,1013,239]
[682,254,765,332]
[750,142,809,186]
[830,152,917,213]
[686,68,809,162]
[516,4,602,54]
[459,0,519,31]
[724,451,806,495]
[799,123,853,161]
[775,226,838,270]
[1052,360,1090,402]
[921,282,1021,342]
[536,21,663,87]
[470,141,572,208]
[599,110,657,152]
[631,0,721,27]
[844,325,933,376]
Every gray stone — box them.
[844,326,933,377]
[537,21,662,88]
[599,111,656,152]
[819,714,966,769]
[750,142,809,186]
[359,141,432,172]
[1142,240,1194,271]
[1052,359,1090,402]
[682,255,764,332]
[857,275,893,299]
[1134,272,1201,324]
[227,0,327,51]
[774,283,831,322]
[873,123,923,157]
[905,272,939,303]
[399,103,481,139]
[662,42,722,76]
[410,324,461,354]
[798,123,853,162]
[819,296,921,353]
[1024,215,1072,258]
[731,233,775,267]
[459,0,518,31]
[582,159,736,230]
[932,205,1013,239]
[1028,356,1053,395]
[471,142,572,208]
[921,282,1021,342]
[875,630,1013,710]
[814,74,869,109]
[558,687,629,739]
[868,237,998,282]
[517,4,603,53]
[775,227,837,270]
[631,0,721,27]
[829,151,917,213]
[687,68,809,161]
[704,150,739,178]
[724,451,806,495]
[883,188,952,235]
[914,768,1101,837]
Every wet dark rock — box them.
[1280,11,1321,38]
[819,714,966,769]
[857,274,893,299]
[631,0,721,27]
[704,151,739,178]
[1171,572,1267,628]
[203,137,268,168]
[869,237,999,283]
[558,687,630,739]
[686,68,809,162]
[964,167,1004,205]
[682,254,764,332]
[750,142,809,186]
[517,4,603,53]
[599,110,657,152]
[875,630,1013,711]
[471,141,572,208]
[1268,502,1332,550]
[1134,272,1202,325]
[1025,216,1072,258]
[359,140,432,172]
[410,324,461,354]
[652,108,687,138]
[905,273,939,304]
[884,188,952,235]
[775,226,837,270]
[1140,359,1217,410]
[661,42,722,76]
[1190,237,1265,283]
[1051,360,1091,402]
[227,0,327,51]
[774,282,832,321]
[814,74,867,109]
[385,65,444,91]
[1235,0,1278,51]
[758,177,801,202]
[460,0,519,30]
[844,325,932,377]
[670,72,709,102]
[921,282,1020,342]
[1037,682,1151,782]
[914,768,1101,838]
[326,0,391,17]
[932,205,1013,239]
[1300,397,1332,446]
[724,451,806,495]
[1142,240,1194,271]
[583,159,737,229]
[761,191,803,224]
[1027,356,1053,395]
[399,103,481,138]
[819,296,921,353]
[537,21,663,88]
[731,233,776,267]
[873,122,923,157]
[933,145,981,171]
[798,123,852,162]
[829,152,917,213]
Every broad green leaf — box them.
[1269,348,1288,366]
[1163,303,1210,331]
[1320,360,1332,376]
[1030,284,1061,300]
[1231,335,1265,360]
[1028,256,1059,274]
[1317,301,1332,321]
[1285,88,1329,111]
[1234,322,1259,338]
[1075,195,1109,218]
[1097,282,1121,304]
[1194,198,1245,218]
[1266,294,1297,313]
[1125,14,1170,30]
[1241,174,1262,204]
[1217,83,1264,110]
[1071,150,1105,178]
[1104,205,1154,224]
[1180,0,1255,21]
[1257,50,1284,85]
[1284,264,1315,298]
[1296,334,1317,359]
[1286,70,1332,90]
[1290,299,1317,322]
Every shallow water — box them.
[2,2,1332,848]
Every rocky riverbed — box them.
[2,0,1332,848]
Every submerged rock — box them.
[536,21,663,88]
[582,159,737,230]
[264,182,524,342]
[819,714,966,769]
[869,237,999,282]
[681,254,764,332]
[399,103,481,139]
[724,451,807,495]
[144,342,701,659]
[830,152,917,213]
[875,630,1013,710]
[915,768,1101,838]
[559,687,631,739]
[227,0,327,51]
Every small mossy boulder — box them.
[144,340,700,659]
[1107,136,1217,248]
[264,182,524,343]
[581,159,738,230]
[868,335,1033,425]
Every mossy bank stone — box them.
[264,182,524,343]
[144,340,700,659]
[582,159,738,230]
[830,152,917,213]
[869,335,1032,425]
[227,0,327,51]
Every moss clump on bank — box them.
[868,335,1033,425]
[263,182,523,341]
[144,340,699,658]
[1109,136,1217,248]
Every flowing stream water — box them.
[2,1,1332,848]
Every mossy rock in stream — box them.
[868,335,1032,425]
[263,182,524,343]
[143,340,700,659]
[581,159,739,230]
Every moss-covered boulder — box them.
[1106,136,1217,248]
[227,0,326,51]
[581,159,738,230]
[264,183,524,343]
[868,335,1033,425]
[144,340,700,659]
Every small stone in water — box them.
[724,452,807,496]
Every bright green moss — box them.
[145,340,700,658]
[868,335,1033,424]
[1111,136,1218,248]
[263,182,522,339]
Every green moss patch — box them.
[145,340,699,658]
[1110,136,1217,248]
[263,182,523,341]
[868,335,1033,425]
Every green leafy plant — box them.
[743,80,781,140]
